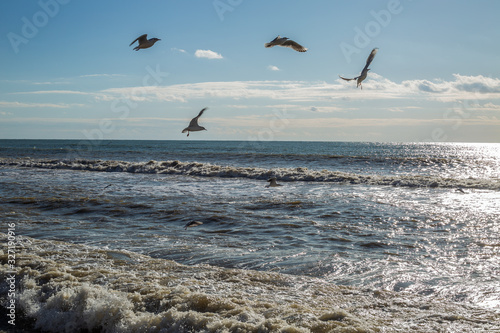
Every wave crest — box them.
[1,158,498,190]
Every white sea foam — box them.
[1,157,499,190]
[2,234,500,332]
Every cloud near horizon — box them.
[96,74,500,104]
[4,75,500,117]
[0,101,82,109]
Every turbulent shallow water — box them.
[1,139,499,332]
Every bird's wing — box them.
[362,48,378,71]
[265,36,280,48]
[188,107,207,127]
[129,34,147,46]
[281,40,307,52]
[339,75,356,81]
[196,107,207,119]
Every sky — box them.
[1,0,500,142]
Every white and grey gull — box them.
[266,177,282,188]
[182,107,208,137]
[184,221,203,230]
[265,35,307,52]
[339,48,378,89]
[129,34,161,51]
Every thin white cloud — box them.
[101,81,337,103]
[79,74,125,78]
[202,114,500,131]
[308,106,345,113]
[10,90,92,96]
[195,49,223,59]
[482,102,500,111]
[8,74,499,106]
[264,104,301,110]
[32,81,71,85]
[467,102,500,111]
[1,79,70,85]
[0,101,83,108]
[388,107,405,113]
[24,74,495,106]
[268,65,280,71]
[4,115,499,134]
[226,104,254,109]
[171,47,187,54]
[0,117,104,125]
[263,104,346,113]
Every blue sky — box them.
[1,0,500,142]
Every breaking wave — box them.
[1,157,499,190]
[1,235,499,333]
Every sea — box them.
[0,139,499,332]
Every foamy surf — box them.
[1,157,499,191]
[1,234,499,332]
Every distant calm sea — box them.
[1,139,499,332]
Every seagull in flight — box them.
[266,177,282,188]
[265,36,307,52]
[339,48,378,89]
[129,34,161,51]
[182,107,208,137]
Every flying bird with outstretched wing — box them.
[182,108,208,137]
[339,48,378,89]
[265,35,307,52]
[129,34,161,51]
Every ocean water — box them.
[1,139,499,332]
